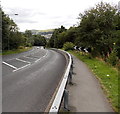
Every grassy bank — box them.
[68,51,119,112]
[1,47,32,55]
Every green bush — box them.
[107,49,119,66]
[18,46,24,49]
[63,42,74,51]
[26,43,32,47]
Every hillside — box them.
[31,29,54,35]
[30,29,54,39]
[38,29,54,32]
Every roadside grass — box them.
[1,47,32,55]
[68,50,119,112]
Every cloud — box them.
[2,0,119,31]
[3,7,46,24]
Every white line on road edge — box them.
[16,58,31,64]
[13,64,30,72]
[2,61,18,70]
[35,50,48,63]
[49,49,72,113]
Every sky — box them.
[1,0,120,32]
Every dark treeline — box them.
[1,8,46,50]
[48,2,120,66]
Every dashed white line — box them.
[2,61,18,70]
[16,58,31,64]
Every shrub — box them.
[26,43,32,47]
[107,49,119,66]
[18,46,24,49]
[63,42,74,51]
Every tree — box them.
[55,27,78,48]
[77,2,117,58]
[64,27,77,43]
[48,25,66,48]
[63,42,75,51]
[2,10,12,50]
[2,9,26,50]
[33,35,46,46]
[24,30,32,38]
[24,30,34,46]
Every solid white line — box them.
[16,58,31,64]
[2,61,18,70]
[13,64,30,72]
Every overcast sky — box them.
[1,0,119,32]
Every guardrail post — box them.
[71,64,73,74]
[64,89,69,111]
[71,56,73,65]
[69,69,73,85]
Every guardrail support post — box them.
[69,70,73,85]
[64,89,69,111]
[69,56,73,85]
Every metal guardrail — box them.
[49,49,73,114]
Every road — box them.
[2,47,67,112]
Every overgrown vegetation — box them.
[69,50,119,112]
[63,42,74,51]
[48,2,120,67]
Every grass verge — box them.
[68,50,119,112]
[1,47,32,55]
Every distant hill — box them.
[30,29,54,39]
[31,29,54,35]
[38,29,54,32]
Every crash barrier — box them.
[49,49,73,114]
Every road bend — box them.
[2,47,67,112]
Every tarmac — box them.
[66,54,114,112]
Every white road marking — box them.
[3,49,49,72]
[35,58,42,63]
[2,61,18,70]
[13,64,30,72]
[16,58,31,64]
[35,50,48,63]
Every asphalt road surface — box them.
[2,47,67,112]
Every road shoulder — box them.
[67,55,114,112]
